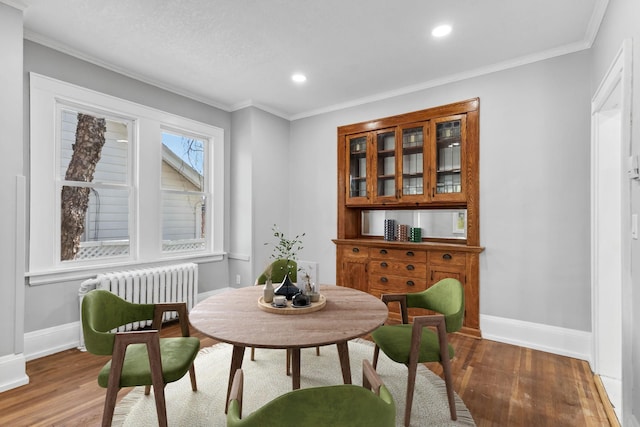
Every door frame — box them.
[590,38,633,424]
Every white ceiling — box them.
[21,0,607,119]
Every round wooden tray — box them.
[258,294,327,315]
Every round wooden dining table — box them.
[189,285,388,412]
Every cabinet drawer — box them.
[428,250,466,266]
[371,247,427,262]
[369,274,427,294]
[339,245,369,259]
[370,260,427,277]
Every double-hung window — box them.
[28,73,224,284]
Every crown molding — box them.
[23,30,233,113]
[584,0,610,48]
[0,0,28,11]
[230,99,290,120]
[290,40,591,121]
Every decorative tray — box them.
[258,294,326,315]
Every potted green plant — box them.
[265,224,305,300]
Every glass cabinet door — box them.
[373,129,397,202]
[346,133,369,203]
[432,115,466,202]
[400,122,427,201]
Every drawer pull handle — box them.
[352,247,360,253]
[406,280,415,286]
[406,251,414,257]
[380,262,388,268]
[442,253,452,260]
[380,277,388,283]
[380,249,388,255]
[406,264,415,271]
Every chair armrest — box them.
[410,314,450,365]
[381,293,409,324]
[108,330,163,391]
[229,369,244,419]
[362,359,384,396]
[152,302,191,337]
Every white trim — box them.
[227,252,250,261]
[590,38,633,425]
[14,176,26,352]
[23,30,231,113]
[584,0,610,48]
[24,322,80,361]
[0,353,28,393]
[0,0,27,11]
[290,41,592,121]
[28,73,225,283]
[480,314,592,364]
[229,100,290,121]
[27,253,225,286]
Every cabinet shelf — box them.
[377,149,395,157]
[402,146,423,154]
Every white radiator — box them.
[78,262,198,349]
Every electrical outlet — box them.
[235,274,241,285]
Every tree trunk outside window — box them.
[60,114,106,261]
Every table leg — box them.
[336,341,352,384]
[225,345,245,413]
[291,348,301,390]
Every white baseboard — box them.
[24,321,80,361]
[599,375,622,423]
[0,353,28,393]
[481,314,593,364]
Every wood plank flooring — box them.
[0,324,612,426]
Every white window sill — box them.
[26,252,226,286]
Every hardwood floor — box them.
[0,324,612,426]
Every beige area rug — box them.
[113,339,475,427]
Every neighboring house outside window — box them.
[28,73,224,284]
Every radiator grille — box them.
[78,262,198,349]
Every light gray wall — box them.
[290,51,592,331]
[590,0,640,422]
[229,106,291,286]
[22,40,233,332]
[0,3,25,357]
[250,108,293,277]
[229,107,253,287]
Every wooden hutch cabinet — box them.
[334,98,483,337]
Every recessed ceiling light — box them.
[292,73,307,83]
[431,24,452,38]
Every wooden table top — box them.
[189,285,388,349]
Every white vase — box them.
[263,279,274,303]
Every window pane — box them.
[161,132,204,190]
[162,192,207,253]
[60,109,129,184]
[62,185,130,261]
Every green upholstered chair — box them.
[371,278,464,427]
[254,259,298,286]
[81,289,200,427]
[227,360,396,427]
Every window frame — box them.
[28,73,225,285]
